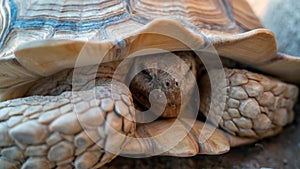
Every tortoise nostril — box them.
[175,81,179,87]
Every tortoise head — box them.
[129,52,197,118]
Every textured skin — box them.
[14,53,300,141]
[0,60,298,168]
[0,0,299,167]
[13,54,298,139]
[200,68,298,139]
[0,83,135,169]
[25,52,197,118]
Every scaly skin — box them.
[0,53,298,168]
[0,83,135,169]
[200,68,298,141]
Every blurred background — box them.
[246,0,300,56]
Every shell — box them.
[0,1,299,168]
[0,0,299,101]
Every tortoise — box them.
[0,0,299,168]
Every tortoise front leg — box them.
[121,119,231,157]
[200,68,298,146]
[0,82,135,169]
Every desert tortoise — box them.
[0,0,299,168]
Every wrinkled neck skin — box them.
[25,52,198,118]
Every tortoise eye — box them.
[141,69,152,80]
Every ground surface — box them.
[103,96,300,169]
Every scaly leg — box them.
[200,68,298,146]
[0,82,135,169]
